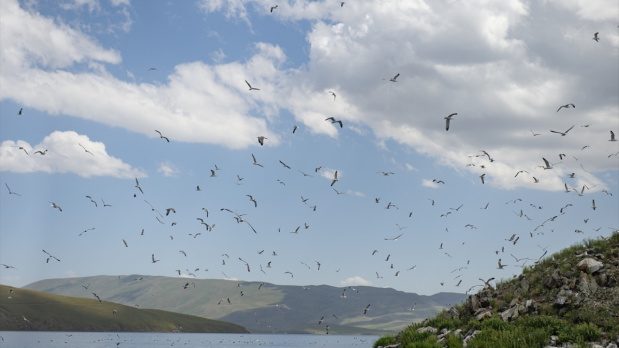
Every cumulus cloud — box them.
[158,162,180,177]
[339,276,371,287]
[0,131,145,178]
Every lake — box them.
[0,332,379,347]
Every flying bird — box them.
[279,160,291,169]
[13,146,29,155]
[247,194,258,207]
[165,208,176,216]
[151,254,160,263]
[497,259,507,269]
[270,5,278,12]
[18,108,23,115]
[92,292,102,302]
[34,149,48,155]
[252,153,263,167]
[328,91,336,100]
[330,170,339,186]
[135,178,144,194]
[292,125,298,133]
[122,239,128,247]
[444,113,457,131]
[389,73,400,82]
[257,136,267,146]
[479,173,486,184]
[5,183,21,196]
[78,143,94,155]
[155,130,170,142]
[550,125,575,136]
[610,131,616,141]
[50,202,62,212]
[245,80,260,90]
[325,117,343,128]
[363,304,371,315]
[593,32,599,42]
[556,104,575,112]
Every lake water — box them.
[0,332,379,347]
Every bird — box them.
[78,143,94,155]
[341,2,345,7]
[34,149,48,155]
[5,183,21,196]
[42,249,60,262]
[592,199,596,210]
[257,136,267,146]
[593,32,599,42]
[50,202,62,212]
[148,67,157,71]
[18,108,23,115]
[165,208,176,216]
[92,292,102,302]
[155,130,169,142]
[328,91,336,100]
[245,80,260,90]
[541,158,553,170]
[479,173,486,184]
[444,113,457,131]
[325,117,343,128]
[497,259,507,269]
[384,233,403,241]
[330,170,338,186]
[270,5,278,12]
[122,239,128,247]
[13,146,29,155]
[610,131,617,141]
[134,178,144,194]
[389,73,400,82]
[247,195,258,207]
[151,254,160,263]
[2,264,16,269]
[550,125,575,136]
[252,153,263,167]
[279,160,291,169]
[556,104,575,112]
[363,304,371,315]
[292,125,298,133]
[530,130,540,136]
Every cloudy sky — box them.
[1,0,617,296]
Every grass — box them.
[375,231,619,348]
[0,285,248,332]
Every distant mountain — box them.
[24,276,467,334]
[0,284,247,333]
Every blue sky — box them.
[0,0,618,296]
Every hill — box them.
[0,284,247,333]
[23,277,467,334]
[374,232,619,348]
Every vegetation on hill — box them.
[24,277,467,334]
[374,231,619,348]
[0,285,248,333]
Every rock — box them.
[476,309,493,321]
[545,269,562,288]
[579,272,599,297]
[577,258,604,274]
[447,306,460,319]
[417,326,438,334]
[467,295,481,312]
[501,306,516,322]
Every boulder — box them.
[577,258,604,274]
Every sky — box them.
[0,0,618,296]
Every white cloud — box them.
[158,162,180,178]
[422,179,440,189]
[339,276,371,287]
[0,131,146,178]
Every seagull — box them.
[78,143,94,155]
[328,91,336,100]
[148,67,157,71]
[515,170,528,177]
[50,202,62,212]
[389,73,400,82]
[593,32,599,42]
[165,208,176,216]
[530,130,540,136]
[151,254,160,263]
[556,104,575,112]
[257,136,267,146]
[42,249,60,262]
[444,113,457,131]
[279,160,291,169]
[270,5,278,12]
[330,170,338,186]
[363,304,371,315]
[292,125,298,133]
[541,158,553,170]
[252,154,263,167]
[79,227,95,236]
[102,199,112,207]
[13,146,29,155]
[92,292,102,302]
[122,239,128,247]
[34,149,48,155]
[247,194,258,207]
[479,173,486,184]
[497,259,507,269]
[18,108,23,115]
[285,271,294,277]
[550,125,575,136]
[155,130,169,142]
[592,199,596,210]
[325,117,343,128]
[610,131,617,141]
[2,264,16,269]
[384,233,403,241]
[135,178,144,194]
[5,183,21,196]
[245,80,260,90]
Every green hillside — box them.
[374,232,619,348]
[0,284,247,333]
[24,276,467,334]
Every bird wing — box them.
[245,80,252,88]
[445,118,450,131]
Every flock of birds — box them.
[2,4,618,335]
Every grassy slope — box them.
[24,277,467,333]
[375,231,619,348]
[0,285,248,332]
